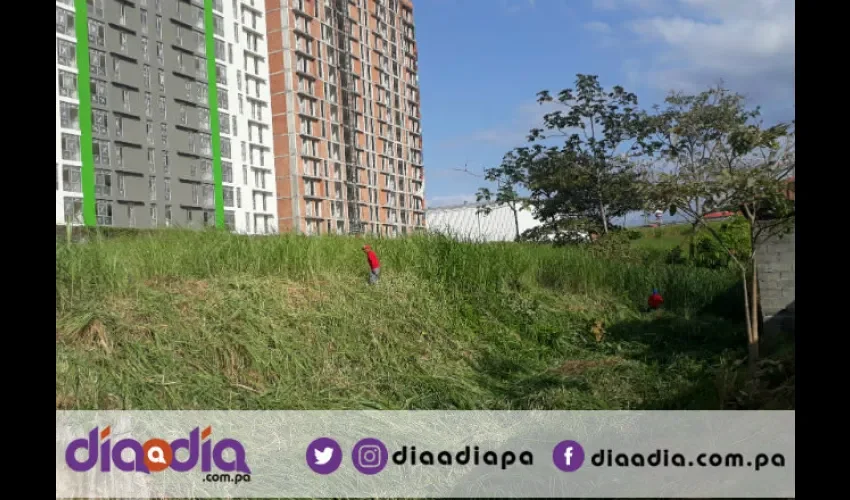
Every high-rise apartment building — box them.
[265,0,425,236]
[55,0,278,233]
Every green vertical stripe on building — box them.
[74,0,96,226]
[204,0,225,229]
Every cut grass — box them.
[57,229,755,411]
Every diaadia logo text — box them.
[65,426,251,475]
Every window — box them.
[122,89,131,112]
[237,187,242,208]
[141,37,149,61]
[150,204,158,226]
[142,65,151,88]
[161,123,168,146]
[214,15,224,36]
[95,169,112,196]
[115,145,123,166]
[162,150,170,174]
[62,165,82,192]
[96,200,113,226]
[158,69,165,92]
[144,92,152,117]
[113,57,121,79]
[60,102,79,130]
[216,64,228,86]
[220,112,230,134]
[148,148,155,167]
[92,139,109,165]
[156,42,164,64]
[158,96,166,118]
[119,32,128,53]
[180,104,188,125]
[222,161,233,183]
[232,116,238,135]
[164,179,171,201]
[149,176,157,201]
[221,138,231,159]
[57,39,76,67]
[200,108,211,131]
[92,110,108,136]
[58,70,77,99]
[165,205,172,226]
[87,19,104,46]
[223,187,234,207]
[156,15,162,38]
[117,174,126,198]
[90,49,107,76]
[196,82,208,102]
[140,9,148,34]
[63,197,84,225]
[218,89,229,110]
[243,166,248,184]
[200,134,212,155]
[56,7,74,36]
[215,39,226,61]
[61,134,80,161]
[146,121,155,145]
[87,0,105,18]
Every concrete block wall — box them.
[755,224,795,338]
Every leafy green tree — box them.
[523,74,655,234]
[475,150,529,241]
[648,86,795,371]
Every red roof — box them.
[705,211,735,219]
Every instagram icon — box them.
[352,438,388,475]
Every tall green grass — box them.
[56,229,753,411]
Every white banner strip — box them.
[56,411,794,498]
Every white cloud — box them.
[626,0,795,109]
[584,21,612,34]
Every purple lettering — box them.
[202,437,212,472]
[65,428,98,472]
[170,427,199,472]
[213,439,252,474]
[112,439,149,473]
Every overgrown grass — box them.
[57,229,786,411]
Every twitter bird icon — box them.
[314,447,334,465]
[306,437,342,474]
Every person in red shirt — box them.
[648,289,663,310]
[363,245,381,285]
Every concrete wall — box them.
[756,223,795,340]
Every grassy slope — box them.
[57,229,759,411]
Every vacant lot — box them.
[56,229,792,411]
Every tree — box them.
[524,74,654,234]
[647,86,795,372]
[475,151,529,241]
[649,83,762,258]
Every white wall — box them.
[425,203,541,242]
[219,0,278,234]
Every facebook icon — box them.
[553,440,585,472]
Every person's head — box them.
[362,245,371,253]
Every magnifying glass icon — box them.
[147,446,166,464]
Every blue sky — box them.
[414,0,796,207]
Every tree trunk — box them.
[740,267,757,374]
[748,257,760,373]
[511,205,520,241]
[599,202,609,234]
[689,221,698,260]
